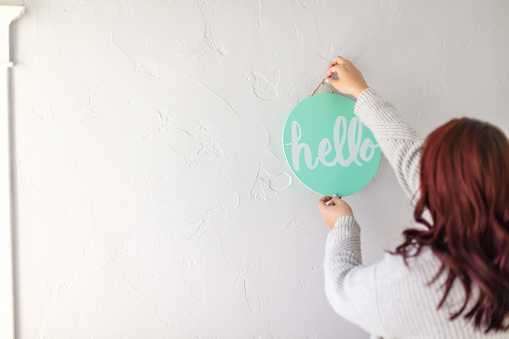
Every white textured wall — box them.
[9,0,509,338]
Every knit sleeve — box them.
[324,216,387,337]
[354,88,424,201]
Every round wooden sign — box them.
[283,93,381,196]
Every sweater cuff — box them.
[354,87,379,116]
[325,216,361,253]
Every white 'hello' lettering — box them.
[286,116,379,171]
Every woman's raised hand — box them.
[326,56,369,99]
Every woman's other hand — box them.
[317,195,354,230]
[326,56,369,99]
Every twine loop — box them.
[311,78,334,96]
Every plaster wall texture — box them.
[8,0,509,338]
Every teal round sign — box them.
[283,93,381,196]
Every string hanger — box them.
[311,78,334,96]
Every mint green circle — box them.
[283,93,381,196]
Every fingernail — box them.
[333,193,338,197]
[324,78,329,84]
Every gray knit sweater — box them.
[324,88,508,339]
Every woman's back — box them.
[372,247,508,338]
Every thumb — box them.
[326,77,340,90]
[332,196,342,204]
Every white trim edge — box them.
[0,5,24,339]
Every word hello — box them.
[286,116,379,171]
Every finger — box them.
[318,196,332,205]
[326,65,342,78]
[328,200,336,206]
[317,196,332,209]
[329,56,347,68]
[326,65,339,78]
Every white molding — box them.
[0,5,23,339]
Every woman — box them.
[318,56,509,338]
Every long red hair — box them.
[394,117,509,332]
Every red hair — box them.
[394,117,509,332]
